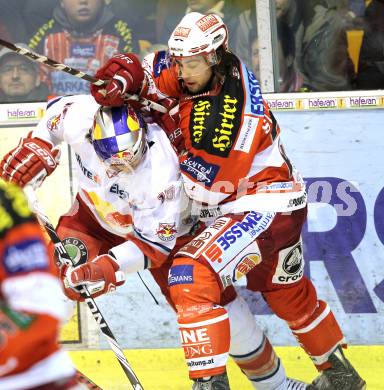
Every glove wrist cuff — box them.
[109,240,147,274]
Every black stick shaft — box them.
[24,187,145,390]
[0,38,167,113]
[0,39,105,85]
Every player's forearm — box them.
[109,239,149,273]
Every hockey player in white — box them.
[0,94,192,298]
[1,94,308,389]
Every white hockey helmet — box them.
[168,12,228,66]
[91,105,147,174]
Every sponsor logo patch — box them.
[272,241,304,284]
[7,107,45,120]
[214,211,275,252]
[196,14,219,32]
[187,358,214,368]
[283,246,302,274]
[257,181,295,193]
[287,194,307,208]
[63,237,88,266]
[4,239,48,274]
[246,69,263,116]
[234,115,258,153]
[190,95,240,157]
[233,253,261,281]
[25,142,56,168]
[76,153,101,184]
[110,183,129,200]
[46,114,61,131]
[174,26,191,38]
[178,218,230,258]
[168,264,194,286]
[180,155,219,187]
[199,206,223,220]
[156,223,177,241]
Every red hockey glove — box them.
[62,254,125,301]
[0,133,60,188]
[90,53,145,106]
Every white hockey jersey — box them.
[33,94,192,270]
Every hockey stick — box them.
[24,186,144,390]
[0,38,167,113]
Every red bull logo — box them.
[156,223,177,241]
[47,114,61,131]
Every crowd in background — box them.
[0,0,382,103]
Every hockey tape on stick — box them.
[0,38,166,113]
[24,186,145,390]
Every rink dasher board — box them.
[0,90,384,128]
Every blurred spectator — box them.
[111,0,158,45]
[356,0,384,89]
[299,0,355,91]
[0,45,49,103]
[235,1,303,76]
[26,0,140,96]
[157,0,240,50]
[0,1,28,42]
[235,6,256,66]
[348,0,366,16]
[346,0,366,28]
[276,18,306,92]
[247,17,306,92]
[249,28,260,79]
[22,0,58,37]
[239,0,354,92]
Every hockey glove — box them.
[90,53,145,106]
[62,254,125,301]
[0,132,60,188]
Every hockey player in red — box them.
[88,12,366,390]
[0,179,79,390]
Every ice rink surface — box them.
[69,345,383,390]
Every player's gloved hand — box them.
[62,254,125,301]
[0,132,60,188]
[90,53,145,106]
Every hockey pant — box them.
[53,195,170,297]
[169,208,345,381]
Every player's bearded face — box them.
[175,55,213,93]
